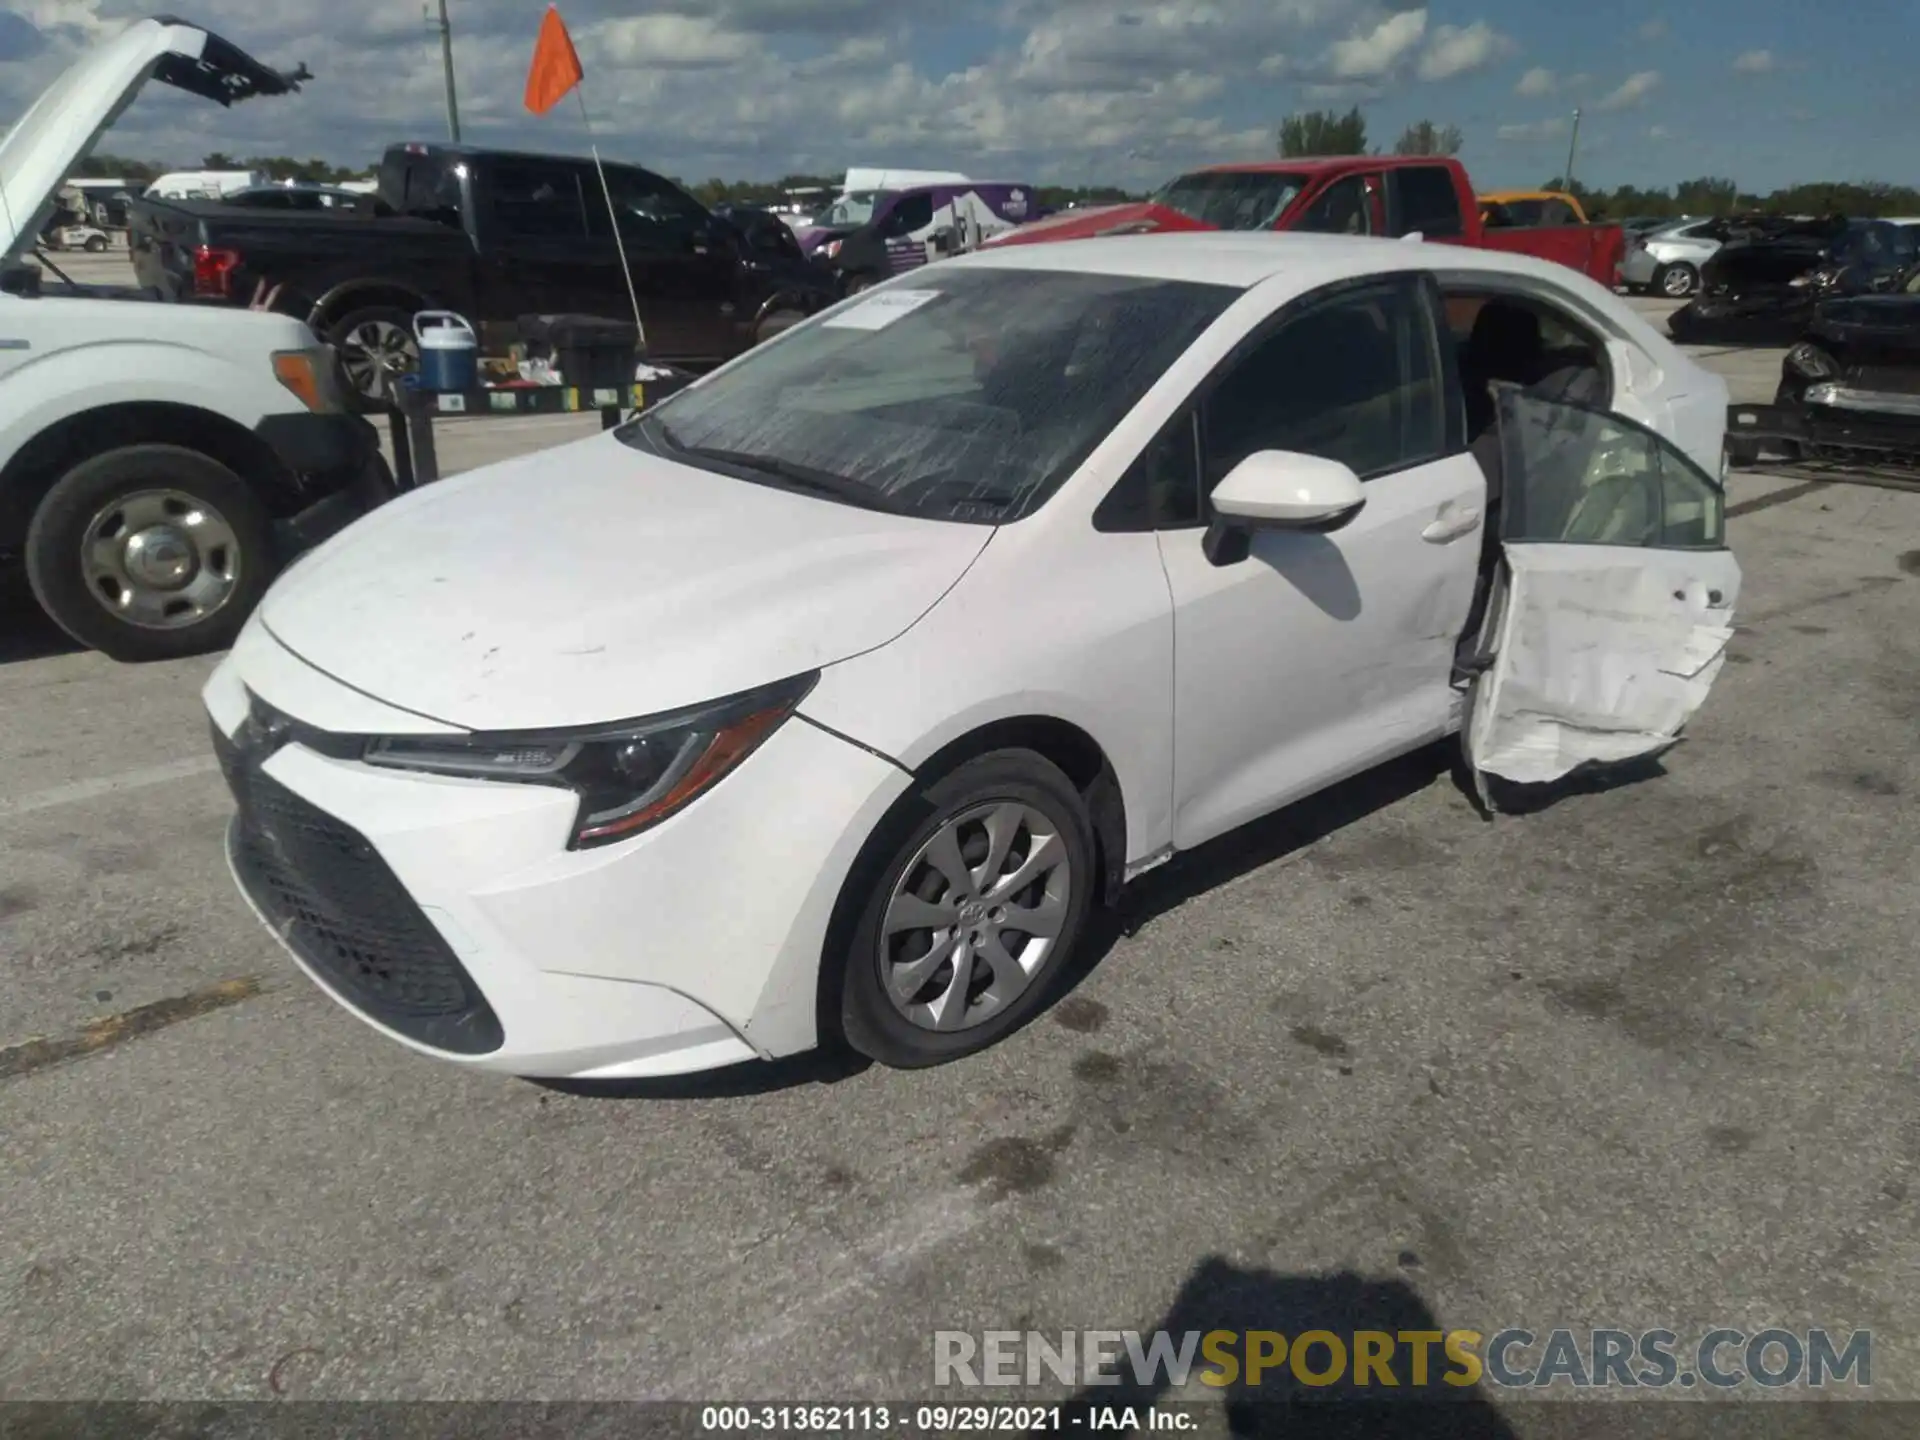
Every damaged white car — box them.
[206,234,1737,1080]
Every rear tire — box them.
[843,273,879,296]
[1657,262,1699,298]
[328,304,420,413]
[835,750,1096,1069]
[84,235,108,253]
[24,444,276,663]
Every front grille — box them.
[217,717,504,1055]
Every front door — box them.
[1157,274,1485,848]
[1464,388,1741,790]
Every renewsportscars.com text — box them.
[933,1327,1872,1391]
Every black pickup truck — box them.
[130,143,836,406]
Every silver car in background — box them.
[1621,217,1721,297]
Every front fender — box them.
[0,339,297,479]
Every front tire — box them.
[752,306,808,346]
[24,444,275,662]
[84,235,108,253]
[836,750,1097,1069]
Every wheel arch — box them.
[307,280,435,335]
[909,714,1130,910]
[0,401,297,551]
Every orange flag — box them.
[524,5,583,115]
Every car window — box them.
[879,193,936,236]
[629,269,1236,525]
[490,163,588,239]
[1190,283,1444,511]
[1542,199,1580,226]
[1293,176,1375,235]
[1497,390,1724,549]
[590,166,708,247]
[1394,166,1463,238]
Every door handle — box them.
[1422,508,1481,543]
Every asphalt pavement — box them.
[3,260,1918,1419]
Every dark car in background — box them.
[130,143,837,407]
[1727,266,1920,468]
[1669,216,1920,346]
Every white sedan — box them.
[204,233,1739,1079]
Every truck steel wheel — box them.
[1657,262,1699,298]
[331,306,419,411]
[25,445,275,662]
[837,750,1096,1068]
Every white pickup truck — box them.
[0,16,390,662]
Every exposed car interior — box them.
[1442,290,1612,664]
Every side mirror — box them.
[1204,450,1366,565]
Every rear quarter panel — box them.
[1476,223,1625,286]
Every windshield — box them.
[1834,221,1919,269]
[625,267,1236,524]
[1151,171,1307,230]
[819,190,889,228]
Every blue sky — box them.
[1,1,1909,193]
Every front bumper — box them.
[1727,399,1920,463]
[204,636,912,1079]
[252,411,396,562]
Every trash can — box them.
[517,314,641,391]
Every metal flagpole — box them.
[574,88,647,351]
[432,0,461,141]
[1563,108,1582,192]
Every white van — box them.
[144,168,265,200]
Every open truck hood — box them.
[0,15,304,263]
[985,202,1206,248]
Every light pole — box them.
[428,0,461,142]
[1562,107,1581,192]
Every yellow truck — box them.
[1478,189,1590,227]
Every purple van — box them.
[802,182,1044,292]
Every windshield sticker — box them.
[823,289,942,331]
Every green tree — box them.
[1279,106,1369,157]
[1392,120,1463,157]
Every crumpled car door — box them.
[1463,387,1741,794]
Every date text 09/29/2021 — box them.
[699,1406,1190,1432]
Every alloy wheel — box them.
[339,318,420,404]
[1661,264,1699,298]
[879,800,1074,1033]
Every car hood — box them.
[1812,293,1920,345]
[259,432,995,732]
[0,18,302,263]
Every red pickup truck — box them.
[987,155,1626,288]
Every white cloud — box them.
[1638,17,1668,40]
[0,1,1548,187]
[1515,66,1555,97]
[1324,8,1428,81]
[1647,124,1669,139]
[1417,20,1514,81]
[1496,116,1569,142]
[1732,48,1775,73]
[1593,69,1660,111]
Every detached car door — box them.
[1464,388,1740,789]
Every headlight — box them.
[823,239,842,258]
[1785,342,1837,378]
[361,671,817,849]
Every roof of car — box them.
[954,231,1586,292]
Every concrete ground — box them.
[3,256,1918,1420]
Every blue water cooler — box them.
[414,311,479,391]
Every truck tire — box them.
[24,444,276,663]
[328,304,420,413]
[84,234,108,253]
